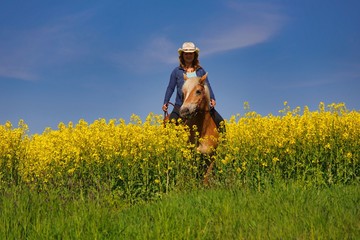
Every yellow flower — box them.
[272,157,280,164]
[1,102,358,189]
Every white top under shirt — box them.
[186,71,197,78]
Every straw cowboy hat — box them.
[178,42,200,55]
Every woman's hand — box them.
[162,103,168,112]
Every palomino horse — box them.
[180,73,219,184]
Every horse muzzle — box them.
[180,106,196,119]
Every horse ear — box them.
[199,72,208,85]
[183,73,188,81]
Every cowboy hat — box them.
[178,42,200,55]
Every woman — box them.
[162,42,224,129]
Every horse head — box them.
[180,73,210,119]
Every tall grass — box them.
[1,183,359,239]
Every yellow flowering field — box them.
[1,103,359,197]
[216,102,360,188]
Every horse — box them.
[179,73,220,185]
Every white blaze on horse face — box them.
[181,78,199,116]
[181,76,210,117]
[183,78,198,101]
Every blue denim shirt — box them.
[163,67,216,106]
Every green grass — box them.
[1,183,359,239]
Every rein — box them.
[163,101,178,120]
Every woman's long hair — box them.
[179,52,201,70]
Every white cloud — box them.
[0,2,287,79]
[122,2,287,71]
[273,68,360,90]
[0,9,95,81]
[111,36,177,73]
[0,66,38,81]
[198,2,286,56]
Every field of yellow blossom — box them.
[1,102,359,201]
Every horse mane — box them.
[182,76,211,104]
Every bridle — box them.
[164,83,213,121]
[164,100,213,121]
[185,83,213,117]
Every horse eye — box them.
[196,90,202,95]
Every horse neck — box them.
[186,108,212,137]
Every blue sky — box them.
[1,1,359,134]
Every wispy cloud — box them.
[118,2,287,71]
[198,2,286,56]
[111,36,177,73]
[0,2,287,79]
[0,9,95,81]
[273,66,360,90]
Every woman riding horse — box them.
[162,42,224,129]
[162,42,225,184]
